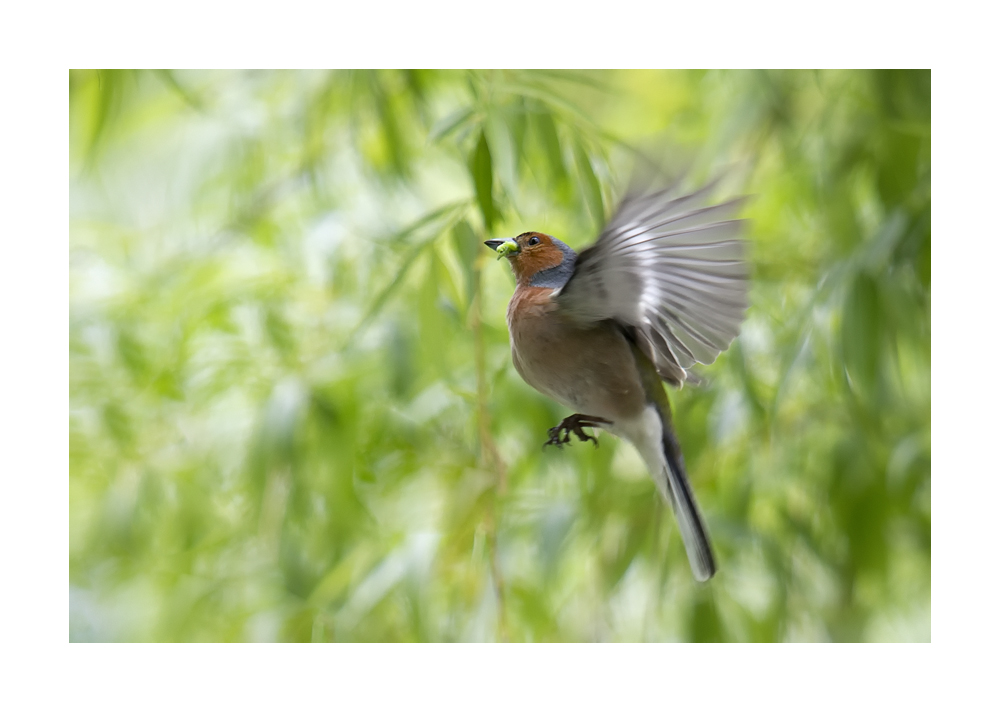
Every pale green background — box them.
[69,69,930,642]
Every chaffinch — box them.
[485,181,748,581]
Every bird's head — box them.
[484,232,577,288]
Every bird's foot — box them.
[543,414,611,449]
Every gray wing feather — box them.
[557,182,749,384]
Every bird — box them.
[484,178,748,581]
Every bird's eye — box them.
[528,236,540,246]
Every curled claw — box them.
[543,414,611,449]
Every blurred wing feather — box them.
[557,183,749,384]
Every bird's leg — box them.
[543,414,612,449]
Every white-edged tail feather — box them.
[620,405,716,582]
[659,423,716,581]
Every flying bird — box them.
[485,179,748,581]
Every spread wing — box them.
[555,181,749,385]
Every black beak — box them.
[484,239,505,251]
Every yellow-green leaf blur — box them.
[69,69,931,642]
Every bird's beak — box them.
[484,238,519,260]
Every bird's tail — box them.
[655,407,716,582]
[624,339,717,581]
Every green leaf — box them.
[367,70,408,177]
[486,112,518,204]
[689,589,725,642]
[574,140,604,227]
[452,219,479,303]
[347,203,468,342]
[376,199,468,247]
[524,69,615,94]
[115,325,149,383]
[842,273,881,396]
[85,69,134,164]
[507,98,527,154]
[151,69,203,110]
[349,237,435,342]
[430,107,476,142]
[470,130,495,231]
[434,240,467,318]
[533,107,567,189]
[265,307,295,356]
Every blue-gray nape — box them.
[529,238,578,289]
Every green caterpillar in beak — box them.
[495,240,519,260]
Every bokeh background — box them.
[69,69,930,642]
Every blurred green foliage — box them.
[69,69,930,642]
